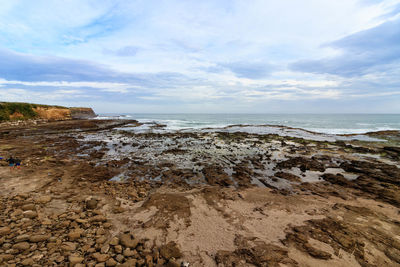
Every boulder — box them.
[119,234,139,248]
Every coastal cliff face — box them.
[70,107,96,119]
[0,102,96,121]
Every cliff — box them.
[0,102,96,122]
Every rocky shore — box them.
[0,119,399,266]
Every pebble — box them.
[69,255,84,265]
[0,227,11,236]
[12,242,30,250]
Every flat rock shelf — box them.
[0,119,399,266]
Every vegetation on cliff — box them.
[1,102,52,121]
[0,102,94,121]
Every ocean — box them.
[97,114,400,135]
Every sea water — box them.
[96,114,400,135]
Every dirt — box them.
[0,119,399,266]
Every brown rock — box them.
[166,260,180,267]
[89,215,107,223]
[68,229,83,241]
[96,228,106,236]
[101,244,110,254]
[119,259,136,267]
[145,254,153,266]
[21,258,34,266]
[23,210,37,219]
[123,248,135,257]
[96,236,107,245]
[0,254,14,261]
[105,258,117,266]
[112,206,125,214]
[61,242,77,251]
[385,247,400,263]
[119,234,139,248]
[103,223,112,228]
[114,245,122,254]
[21,204,36,211]
[160,242,182,259]
[93,253,109,262]
[69,255,84,265]
[12,242,30,250]
[36,195,52,204]
[86,199,98,210]
[0,227,11,236]
[76,218,88,224]
[29,234,50,242]
[15,234,30,242]
[109,236,119,246]
[115,254,124,263]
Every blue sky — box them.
[0,0,399,113]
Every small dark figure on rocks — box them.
[6,156,14,168]
[6,156,21,170]
[14,158,21,169]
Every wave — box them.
[98,113,400,135]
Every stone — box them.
[69,255,84,265]
[123,248,135,257]
[21,204,36,211]
[112,206,125,214]
[101,244,110,254]
[103,223,112,228]
[96,228,106,236]
[86,199,98,210]
[119,234,139,248]
[0,227,11,236]
[119,259,136,267]
[12,242,30,250]
[105,258,117,266]
[21,258,34,266]
[115,254,125,263]
[68,230,83,241]
[96,236,107,245]
[41,218,52,225]
[23,210,37,219]
[93,253,109,262]
[109,237,119,246]
[29,234,50,242]
[15,234,30,242]
[114,245,122,254]
[0,254,14,261]
[61,242,77,251]
[89,215,107,223]
[36,195,52,204]
[160,242,182,259]
[32,254,44,261]
[166,260,180,267]
[145,254,153,266]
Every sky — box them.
[0,0,400,113]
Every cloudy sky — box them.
[0,0,399,113]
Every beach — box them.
[0,118,399,266]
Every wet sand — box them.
[0,119,399,266]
